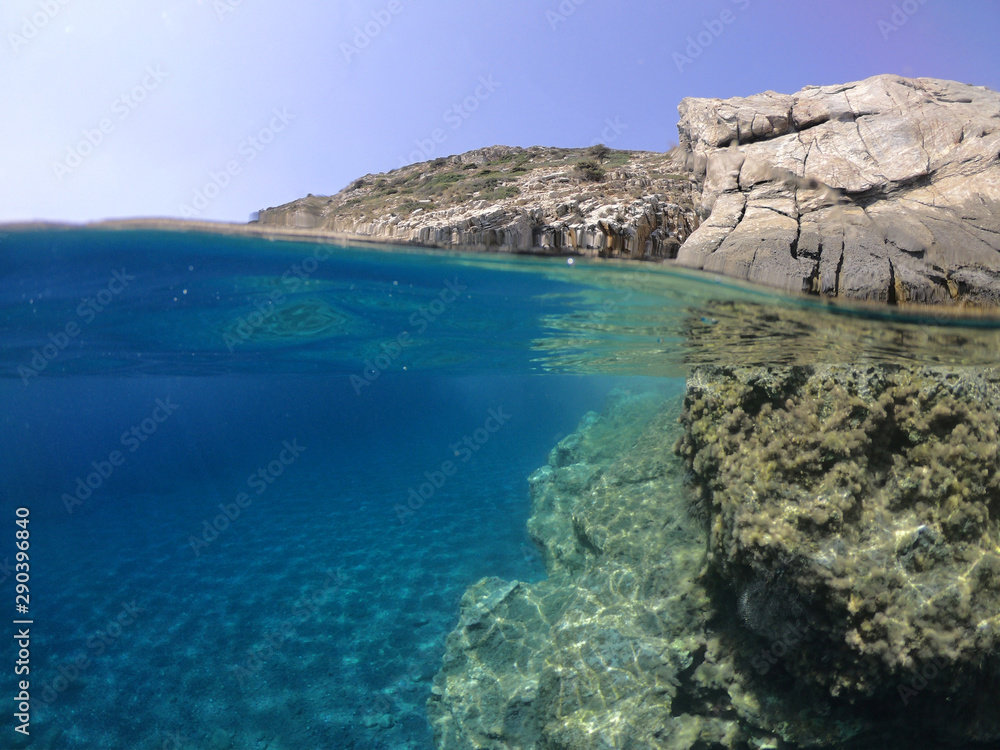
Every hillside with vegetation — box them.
[254,145,699,259]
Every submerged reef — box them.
[429,388,732,749]
[430,368,1000,749]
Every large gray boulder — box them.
[675,75,1000,305]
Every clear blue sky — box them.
[2,0,998,224]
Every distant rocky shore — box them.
[254,145,700,260]
[257,74,1000,307]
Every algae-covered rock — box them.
[677,364,1000,732]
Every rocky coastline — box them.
[408,79,1000,747]
[256,74,1000,308]
[675,74,1000,306]
[255,145,700,260]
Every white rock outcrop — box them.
[676,74,1000,304]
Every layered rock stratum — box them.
[676,74,1000,305]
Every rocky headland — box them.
[257,74,1000,308]
[676,74,1000,306]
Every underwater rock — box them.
[431,372,1000,748]
[429,388,861,748]
[736,570,808,640]
[429,389,734,749]
[677,364,1000,736]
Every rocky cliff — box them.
[675,74,1000,306]
[255,146,699,260]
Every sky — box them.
[2,0,998,225]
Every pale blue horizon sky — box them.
[2,0,998,224]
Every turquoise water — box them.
[3,228,1000,749]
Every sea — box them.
[2,228,998,750]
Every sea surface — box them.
[2,228,1000,749]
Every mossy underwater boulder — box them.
[677,364,1000,736]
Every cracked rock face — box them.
[675,74,1000,305]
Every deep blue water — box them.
[4,228,999,750]
[0,229,694,750]
[4,372,624,750]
